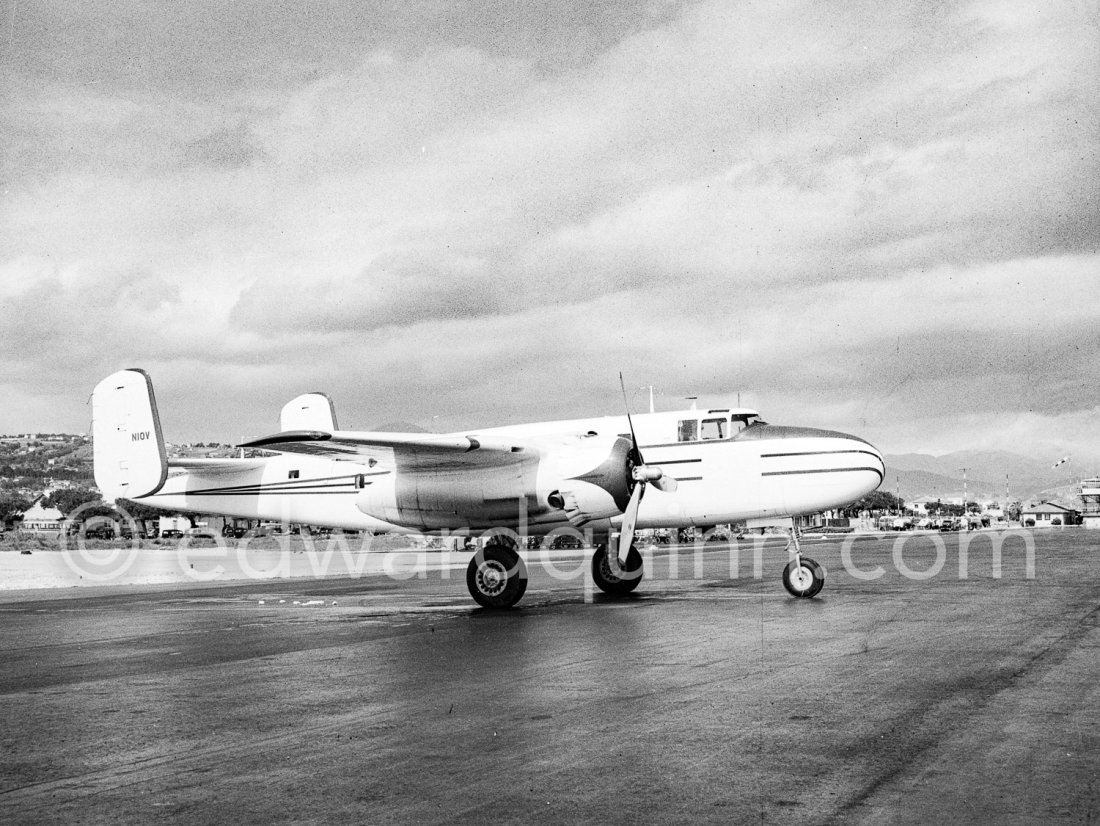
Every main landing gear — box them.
[466,539,528,609]
[464,529,822,606]
[591,543,644,596]
[781,527,825,598]
[464,538,644,606]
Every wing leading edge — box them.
[238,430,531,472]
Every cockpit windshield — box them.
[676,412,765,442]
[733,414,764,429]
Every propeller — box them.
[616,374,677,563]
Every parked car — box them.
[549,534,584,550]
[158,515,191,539]
[84,523,118,540]
[118,524,147,539]
[183,526,219,541]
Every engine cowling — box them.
[535,435,632,527]
[354,434,633,531]
[355,460,540,530]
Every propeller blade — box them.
[617,480,645,564]
[619,372,644,465]
[616,372,670,560]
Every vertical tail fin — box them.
[280,392,339,432]
[92,369,168,501]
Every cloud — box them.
[0,0,1096,468]
[230,250,509,333]
[183,123,262,169]
[0,264,184,382]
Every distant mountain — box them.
[884,450,1086,505]
[880,468,984,502]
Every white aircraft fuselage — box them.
[129,412,883,537]
[91,369,883,606]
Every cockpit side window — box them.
[701,417,728,440]
[677,419,699,442]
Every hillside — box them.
[885,449,1091,505]
[0,436,93,491]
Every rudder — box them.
[92,368,168,501]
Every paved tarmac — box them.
[1,531,1097,825]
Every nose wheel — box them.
[782,557,824,597]
[782,527,825,598]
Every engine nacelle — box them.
[355,460,542,530]
[354,434,633,531]
[534,434,632,526]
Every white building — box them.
[1020,502,1079,526]
[910,496,939,515]
[19,499,64,533]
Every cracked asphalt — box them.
[1,531,1097,824]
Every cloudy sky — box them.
[2,1,1097,463]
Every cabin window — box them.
[288,470,300,479]
[677,419,698,442]
[701,417,728,440]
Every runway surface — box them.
[1,531,1098,824]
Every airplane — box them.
[91,368,885,608]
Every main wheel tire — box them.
[591,543,644,595]
[782,557,825,598]
[466,543,528,609]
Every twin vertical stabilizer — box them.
[92,368,168,501]
[280,392,339,432]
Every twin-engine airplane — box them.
[92,369,884,608]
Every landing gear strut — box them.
[591,543,643,596]
[781,527,824,598]
[466,541,528,609]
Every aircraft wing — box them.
[167,457,270,474]
[238,430,532,471]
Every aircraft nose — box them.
[743,424,886,511]
[844,434,886,497]
[862,438,886,483]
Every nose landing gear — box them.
[782,527,825,598]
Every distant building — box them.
[1020,502,1079,526]
[19,499,64,533]
[910,496,939,515]
[1081,478,1100,530]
